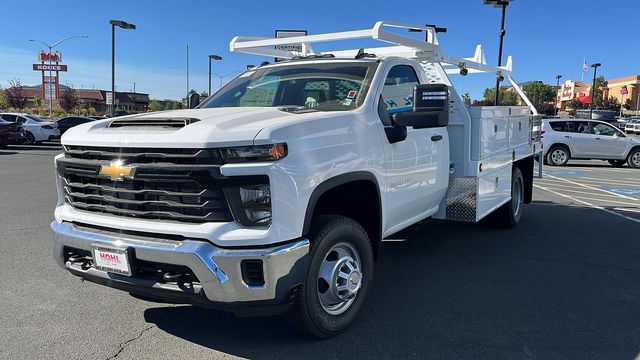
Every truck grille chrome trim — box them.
[58,147,235,224]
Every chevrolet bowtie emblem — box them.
[99,160,135,181]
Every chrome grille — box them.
[58,147,238,224]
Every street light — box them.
[555,75,562,116]
[28,35,88,116]
[589,63,602,120]
[484,0,514,106]
[208,55,222,96]
[109,19,136,117]
[212,70,244,89]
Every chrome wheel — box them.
[550,148,568,165]
[317,242,362,315]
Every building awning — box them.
[576,95,592,104]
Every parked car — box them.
[0,113,60,144]
[87,116,107,120]
[0,118,25,147]
[543,118,640,168]
[55,116,98,136]
[625,119,640,135]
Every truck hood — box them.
[61,107,310,148]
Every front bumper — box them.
[51,221,309,315]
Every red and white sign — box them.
[33,64,67,72]
[92,247,131,276]
[621,86,628,95]
[38,51,62,63]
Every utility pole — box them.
[484,0,513,106]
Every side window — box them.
[381,65,419,117]
[549,121,567,132]
[1,114,17,122]
[592,123,616,136]
[569,121,590,134]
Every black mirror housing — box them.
[188,93,201,109]
[392,84,449,129]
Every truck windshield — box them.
[199,62,378,112]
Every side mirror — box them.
[188,93,200,109]
[391,84,449,129]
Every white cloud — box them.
[0,46,208,99]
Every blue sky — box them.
[1,0,638,100]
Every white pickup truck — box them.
[51,21,543,338]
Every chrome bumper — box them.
[51,221,309,306]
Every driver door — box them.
[379,63,448,230]
[589,122,629,158]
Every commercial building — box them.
[556,75,640,113]
[14,85,150,114]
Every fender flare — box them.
[302,171,382,239]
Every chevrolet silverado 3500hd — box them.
[51,21,543,338]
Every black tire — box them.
[628,148,640,168]
[288,215,374,339]
[546,145,570,166]
[608,160,626,167]
[24,132,35,145]
[494,167,524,229]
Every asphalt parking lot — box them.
[1,143,639,360]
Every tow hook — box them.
[68,254,92,270]
[163,272,185,282]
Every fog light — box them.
[225,184,272,227]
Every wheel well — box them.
[627,146,640,159]
[514,157,534,204]
[304,176,382,260]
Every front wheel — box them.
[628,149,640,168]
[289,215,374,339]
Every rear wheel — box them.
[628,149,640,168]
[23,132,35,145]
[608,160,625,167]
[547,145,569,166]
[289,215,373,339]
[494,167,524,229]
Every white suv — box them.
[543,119,640,168]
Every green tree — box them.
[172,102,182,110]
[482,87,518,106]
[601,96,620,112]
[592,76,607,106]
[522,81,556,114]
[199,91,209,99]
[33,95,42,109]
[149,100,163,112]
[461,92,471,106]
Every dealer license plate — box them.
[92,245,131,276]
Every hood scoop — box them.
[107,117,200,130]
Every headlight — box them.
[220,143,287,163]
[225,184,272,227]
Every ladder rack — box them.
[229,20,537,115]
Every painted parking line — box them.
[544,174,639,201]
[576,177,640,185]
[533,187,640,201]
[534,184,640,224]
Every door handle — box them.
[564,135,572,139]
[431,135,443,141]
[595,137,601,140]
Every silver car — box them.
[542,119,640,168]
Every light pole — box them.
[555,75,562,116]
[589,63,601,120]
[29,35,88,116]
[484,0,514,106]
[208,55,222,96]
[109,20,136,117]
[212,70,244,90]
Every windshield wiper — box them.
[278,105,320,114]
